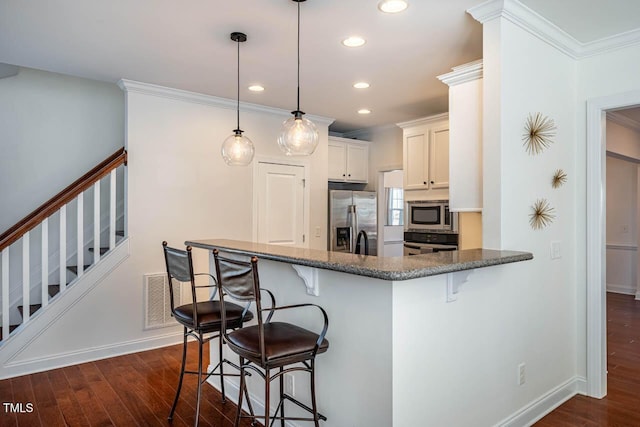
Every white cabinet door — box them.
[328,142,347,181]
[346,144,368,182]
[328,137,369,183]
[429,125,449,189]
[404,131,429,190]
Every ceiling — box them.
[0,1,638,133]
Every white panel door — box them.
[256,162,305,246]
[404,132,429,190]
[346,144,368,182]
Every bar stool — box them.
[213,249,329,427]
[162,242,253,426]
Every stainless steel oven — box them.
[403,231,458,256]
[406,200,458,232]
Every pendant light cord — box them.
[236,38,241,132]
[296,0,301,112]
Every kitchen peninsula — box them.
[186,239,533,426]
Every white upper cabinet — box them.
[328,137,369,183]
[438,60,483,212]
[398,113,449,199]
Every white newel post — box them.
[77,193,84,276]
[110,169,117,250]
[22,232,30,322]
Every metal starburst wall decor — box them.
[522,113,556,155]
[529,198,555,230]
[552,169,567,188]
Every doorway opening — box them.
[586,91,640,398]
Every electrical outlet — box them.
[284,373,295,396]
[518,363,526,386]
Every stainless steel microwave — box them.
[406,200,458,231]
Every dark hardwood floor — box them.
[535,292,640,426]
[0,341,253,427]
[2,292,639,426]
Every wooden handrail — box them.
[0,148,127,251]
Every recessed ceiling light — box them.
[378,0,408,13]
[248,85,264,92]
[353,82,370,89]
[342,36,366,48]
[358,109,372,115]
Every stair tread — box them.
[48,284,60,297]
[67,265,92,275]
[17,303,42,317]
[88,247,110,255]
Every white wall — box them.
[605,118,640,296]
[4,82,330,369]
[0,66,124,232]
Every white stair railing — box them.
[0,148,127,342]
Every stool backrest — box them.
[213,249,266,360]
[162,241,199,326]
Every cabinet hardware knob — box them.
[423,181,427,185]
[430,180,434,184]
[343,174,346,177]
[348,174,351,177]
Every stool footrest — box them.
[282,393,327,421]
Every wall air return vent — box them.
[143,273,183,330]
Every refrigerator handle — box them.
[348,204,357,254]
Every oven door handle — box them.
[403,243,421,250]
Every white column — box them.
[636,164,640,300]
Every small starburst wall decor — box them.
[522,112,556,155]
[552,169,567,188]
[529,198,555,230]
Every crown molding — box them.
[607,111,640,132]
[438,59,483,86]
[117,79,335,126]
[467,0,640,60]
[397,113,449,129]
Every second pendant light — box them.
[277,0,319,156]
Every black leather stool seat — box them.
[227,322,329,367]
[174,300,253,332]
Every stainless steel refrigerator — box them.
[328,190,377,255]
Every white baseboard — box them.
[0,330,183,380]
[606,283,637,295]
[496,376,587,427]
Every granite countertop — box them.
[186,239,533,281]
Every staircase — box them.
[0,149,127,343]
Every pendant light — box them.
[221,32,255,166]
[277,0,319,156]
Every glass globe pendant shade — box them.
[277,112,319,156]
[221,130,255,166]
